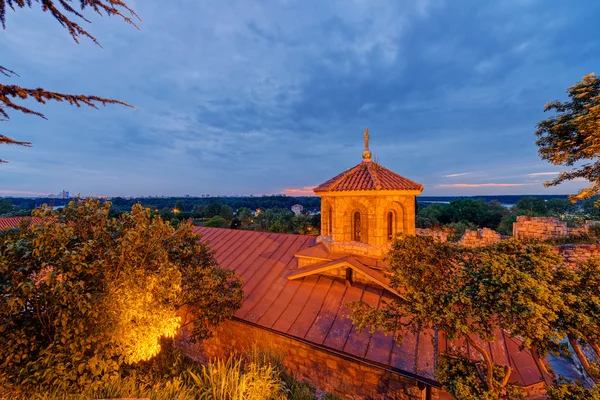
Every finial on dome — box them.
[362,128,372,162]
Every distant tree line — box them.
[417,197,600,239]
[109,195,321,214]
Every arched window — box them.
[387,211,394,241]
[328,207,333,236]
[353,211,361,242]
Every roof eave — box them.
[314,188,423,196]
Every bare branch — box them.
[0,65,19,77]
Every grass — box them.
[0,343,326,400]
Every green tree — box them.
[417,203,444,227]
[547,198,577,215]
[536,73,600,203]
[219,205,234,221]
[192,204,207,218]
[268,220,284,233]
[553,259,600,382]
[236,207,253,227]
[0,199,19,215]
[206,202,223,218]
[159,207,173,220]
[446,220,477,241]
[350,235,565,398]
[174,200,185,212]
[514,197,548,215]
[1,0,140,163]
[0,199,242,388]
[203,215,228,228]
[582,199,600,218]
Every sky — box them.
[1,0,599,197]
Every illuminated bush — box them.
[0,198,242,389]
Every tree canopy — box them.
[536,73,600,203]
[349,235,600,398]
[1,0,140,162]
[0,199,243,388]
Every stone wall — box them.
[459,228,503,248]
[553,244,600,266]
[513,216,568,240]
[513,216,600,240]
[568,220,600,236]
[177,318,437,400]
[415,228,448,242]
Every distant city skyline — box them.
[1,0,598,197]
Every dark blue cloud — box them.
[1,0,599,197]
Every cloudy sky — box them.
[1,0,598,197]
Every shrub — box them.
[0,199,242,390]
[203,215,229,228]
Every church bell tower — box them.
[312,129,423,258]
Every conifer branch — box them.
[0,0,140,162]
[0,83,134,121]
[1,0,141,45]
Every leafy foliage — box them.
[0,199,242,389]
[436,354,523,400]
[204,216,229,228]
[0,342,320,400]
[536,73,600,203]
[546,382,600,400]
[416,199,507,232]
[349,235,569,397]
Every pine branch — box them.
[0,133,32,162]
[1,0,141,45]
[0,134,32,163]
[0,1,140,163]
[0,134,32,146]
[0,83,134,121]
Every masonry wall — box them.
[321,193,417,257]
[553,244,600,266]
[415,228,448,242]
[512,216,600,240]
[459,228,503,248]
[177,318,435,400]
[513,216,568,240]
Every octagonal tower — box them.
[314,129,423,258]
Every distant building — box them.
[291,204,303,215]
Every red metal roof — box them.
[195,227,546,388]
[0,217,40,230]
[314,161,423,193]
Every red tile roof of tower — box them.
[314,161,423,193]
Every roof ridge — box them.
[368,162,383,190]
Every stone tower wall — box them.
[321,193,416,247]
